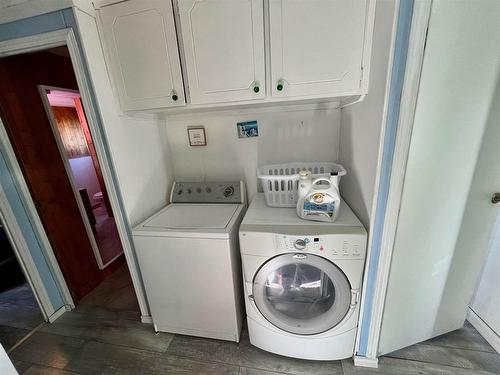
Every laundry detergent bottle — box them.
[296,170,341,222]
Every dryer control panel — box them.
[274,234,366,259]
[170,181,244,204]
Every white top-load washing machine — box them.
[133,181,246,342]
[239,193,367,360]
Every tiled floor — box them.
[0,283,44,352]
[7,266,500,374]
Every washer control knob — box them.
[223,186,235,197]
[294,239,306,250]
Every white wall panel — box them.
[339,0,396,228]
[165,108,341,199]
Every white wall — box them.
[165,107,341,199]
[68,156,101,205]
[339,0,396,229]
[164,0,397,220]
[74,10,173,226]
[74,8,174,317]
[378,0,500,355]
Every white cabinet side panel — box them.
[339,0,396,228]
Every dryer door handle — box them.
[350,289,360,307]
[248,294,254,301]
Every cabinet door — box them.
[99,0,185,111]
[269,0,368,98]
[177,0,265,104]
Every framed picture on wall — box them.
[187,127,207,146]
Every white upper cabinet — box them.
[98,0,185,110]
[177,0,265,104]
[96,0,375,112]
[269,0,370,98]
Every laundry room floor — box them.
[7,266,500,374]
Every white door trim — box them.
[48,305,68,324]
[352,0,400,366]
[468,308,500,354]
[0,28,150,318]
[0,120,75,313]
[0,184,52,321]
[355,0,432,361]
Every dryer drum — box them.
[252,253,352,335]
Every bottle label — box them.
[303,201,336,217]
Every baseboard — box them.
[141,315,153,324]
[467,308,500,354]
[354,355,379,368]
[48,305,67,323]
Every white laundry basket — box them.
[257,162,347,207]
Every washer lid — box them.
[143,204,239,229]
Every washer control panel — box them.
[275,234,366,258]
[171,181,244,203]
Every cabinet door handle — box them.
[171,89,178,101]
[276,79,284,91]
[252,81,260,93]
[492,192,500,204]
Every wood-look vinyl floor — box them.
[5,266,500,375]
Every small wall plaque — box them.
[187,127,207,146]
[237,120,259,138]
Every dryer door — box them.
[253,253,352,335]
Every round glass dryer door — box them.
[253,253,351,335]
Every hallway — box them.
[93,205,122,266]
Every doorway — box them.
[0,46,138,312]
[0,218,44,351]
[39,86,123,270]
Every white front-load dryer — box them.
[239,194,367,360]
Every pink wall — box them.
[68,156,101,206]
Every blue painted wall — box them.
[0,12,66,41]
[356,0,414,357]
